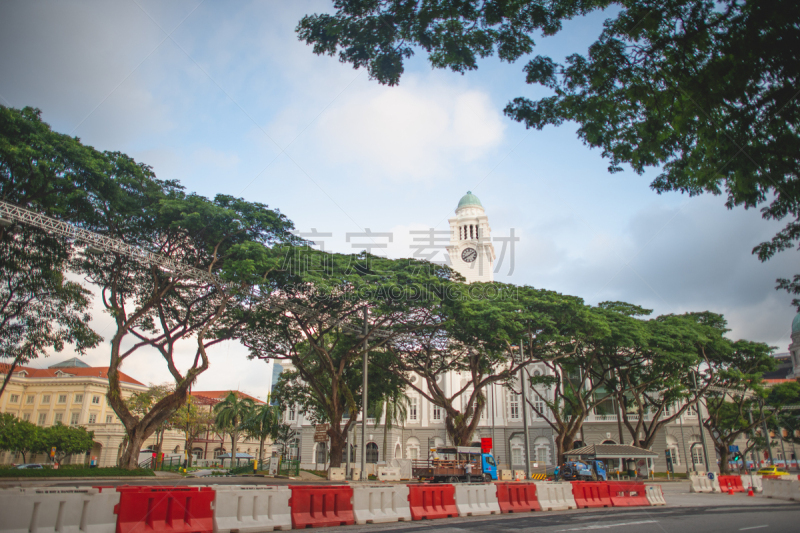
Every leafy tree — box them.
[298,1,800,307]
[172,397,215,468]
[384,283,595,448]
[0,106,115,394]
[0,413,42,463]
[701,340,776,474]
[213,392,255,467]
[241,403,282,468]
[244,248,450,467]
[76,189,298,469]
[766,381,800,448]
[272,422,298,460]
[594,307,732,450]
[125,383,175,461]
[40,423,94,465]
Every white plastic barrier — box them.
[328,467,346,481]
[500,470,513,481]
[710,473,722,493]
[211,485,292,533]
[690,474,716,493]
[741,474,763,493]
[352,484,411,524]
[645,485,666,506]
[352,467,362,481]
[377,467,401,481]
[389,459,413,480]
[533,481,577,511]
[762,478,800,501]
[0,486,120,533]
[454,483,501,517]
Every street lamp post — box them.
[360,307,369,481]
[519,338,532,481]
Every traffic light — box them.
[733,452,741,461]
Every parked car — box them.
[756,465,789,476]
[14,463,44,469]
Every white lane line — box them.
[556,520,658,531]
[739,527,769,531]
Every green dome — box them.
[793,312,800,334]
[457,191,482,210]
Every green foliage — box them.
[298,1,800,307]
[0,413,42,462]
[213,392,256,465]
[0,466,155,478]
[40,423,95,464]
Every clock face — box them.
[461,247,478,263]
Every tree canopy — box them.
[298,0,800,308]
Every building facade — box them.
[0,360,270,467]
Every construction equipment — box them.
[412,446,498,483]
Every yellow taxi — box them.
[756,465,789,476]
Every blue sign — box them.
[707,472,715,480]
[728,445,739,453]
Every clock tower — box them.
[447,191,496,283]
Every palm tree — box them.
[241,403,282,469]
[213,392,255,468]
[372,391,411,461]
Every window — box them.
[533,397,546,419]
[106,415,114,424]
[42,395,51,404]
[287,406,296,421]
[432,405,441,421]
[74,394,84,403]
[88,414,97,424]
[58,394,67,404]
[92,395,101,404]
[511,447,523,465]
[22,413,31,421]
[692,446,705,466]
[38,413,47,425]
[536,447,548,464]
[26,395,35,404]
[9,394,19,403]
[366,443,379,463]
[409,397,418,421]
[408,447,419,460]
[315,442,327,464]
[70,412,80,425]
[54,413,63,423]
[686,405,697,417]
[508,392,520,420]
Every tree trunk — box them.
[119,426,149,469]
[230,431,238,468]
[258,436,265,470]
[328,426,346,468]
[718,445,731,475]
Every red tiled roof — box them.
[190,390,264,404]
[0,363,144,386]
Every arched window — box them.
[192,448,204,460]
[366,442,379,463]
[510,436,525,466]
[315,442,327,464]
[666,435,681,465]
[406,437,421,460]
[690,435,704,466]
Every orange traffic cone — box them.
[747,487,754,497]
[728,486,734,495]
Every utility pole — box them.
[345,425,351,477]
[692,371,711,472]
[759,398,774,466]
[678,410,690,475]
[519,338,532,481]
[360,307,368,481]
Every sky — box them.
[1,1,797,401]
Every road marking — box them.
[557,520,658,531]
[739,527,768,531]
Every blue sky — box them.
[1,1,796,399]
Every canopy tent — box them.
[564,444,658,460]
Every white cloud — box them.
[312,78,506,181]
